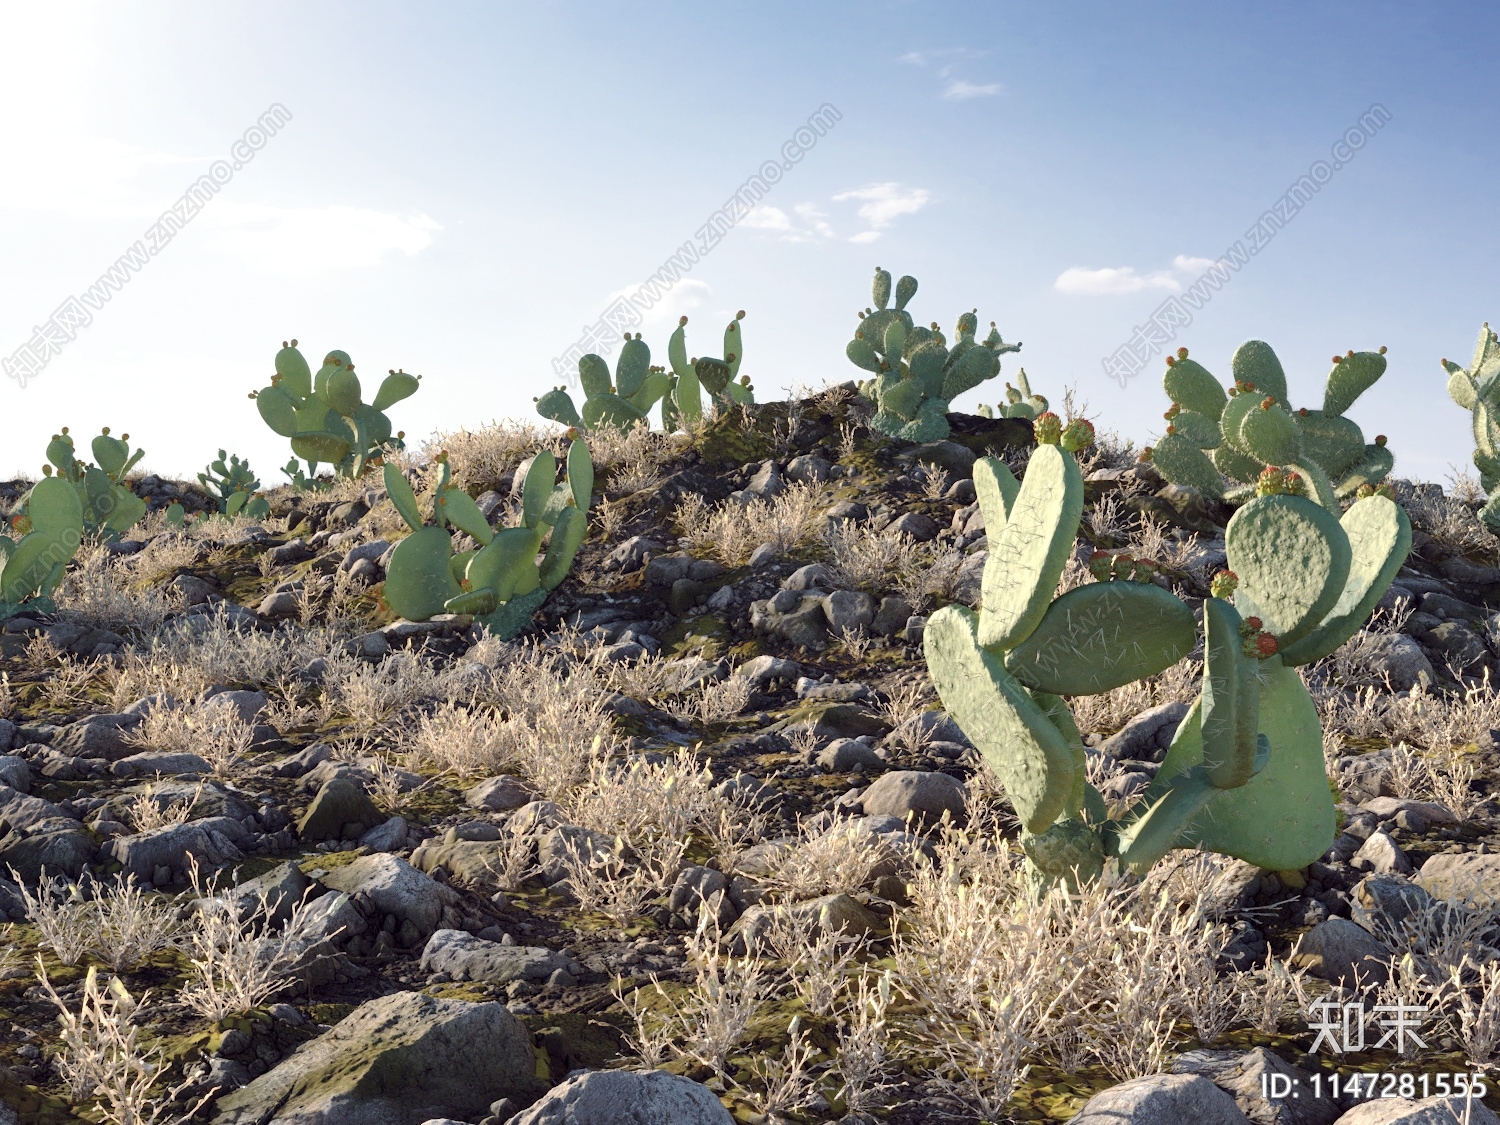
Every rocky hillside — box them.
[2,387,1500,1125]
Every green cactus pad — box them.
[924,605,1078,833]
[1004,582,1196,696]
[1295,411,1366,480]
[1200,598,1258,789]
[971,457,1019,535]
[1156,659,1334,871]
[1238,400,1302,465]
[616,338,651,400]
[275,343,313,397]
[1164,358,1227,420]
[1114,767,1218,874]
[383,463,423,532]
[290,432,352,467]
[1170,409,1222,449]
[578,355,611,398]
[540,505,586,590]
[437,486,494,545]
[477,586,548,641]
[1333,443,1395,499]
[1231,340,1288,405]
[1278,495,1411,666]
[373,370,421,412]
[567,440,594,511]
[1323,351,1386,416]
[384,526,463,620]
[521,451,556,527]
[1151,433,1224,498]
[977,444,1084,651]
[1226,494,1351,645]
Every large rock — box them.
[49,713,141,761]
[509,1068,732,1125]
[1291,917,1390,988]
[419,929,576,985]
[298,778,385,843]
[1170,1047,1339,1125]
[1335,1097,1500,1124]
[1416,852,1500,908]
[859,770,966,828]
[319,855,460,937]
[108,820,247,882]
[1067,1073,1250,1124]
[212,991,545,1125]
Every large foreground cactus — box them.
[925,418,1410,884]
[382,436,593,639]
[536,314,753,433]
[251,341,419,486]
[1145,341,1394,505]
[846,268,1020,442]
[0,476,85,619]
[1442,322,1500,531]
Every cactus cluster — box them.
[251,341,419,487]
[0,475,85,619]
[536,314,753,432]
[199,451,270,520]
[1442,323,1500,532]
[924,415,1410,885]
[381,434,593,639]
[41,428,148,539]
[1144,341,1393,505]
[974,368,1048,422]
[846,268,1021,443]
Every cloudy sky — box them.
[1,2,1496,483]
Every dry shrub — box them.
[677,482,825,566]
[423,420,551,493]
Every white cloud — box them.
[944,80,1003,100]
[1173,254,1217,271]
[742,205,791,231]
[832,183,931,241]
[1054,266,1182,296]
[203,203,441,272]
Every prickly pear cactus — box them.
[1442,323,1500,532]
[199,450,270,520]
[252,340,419,486]
[39,427,147,540]
[0,475,85,619]
[925,422,1411,884]
[382,435,593,639]
[1143,342,1394,506]
[847,268,1020,442]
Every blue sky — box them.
[1,1,1496,484]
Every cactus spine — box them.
[847,268,1020,442]
[924,421,1410,884]
[252,341,419,486]
[1442,323,1500,531]
[382,435,594,639]
[1146,342,1394,506]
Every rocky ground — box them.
[3,388,1500,1125]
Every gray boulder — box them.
[419,929,576,984]
[298,777,385,843]
[320,854,460,937]
[510,1069,732,1125]
[1067,1073,1251,1124]
[859,770,966,828]
[212,991,545,1125]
